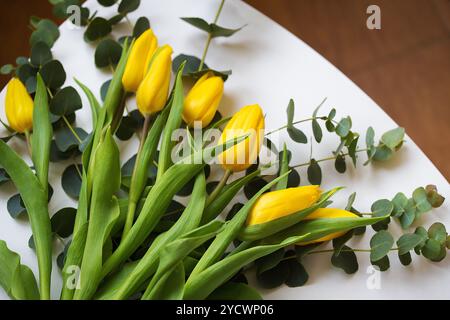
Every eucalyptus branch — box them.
[292,148,369,168]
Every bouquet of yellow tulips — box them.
[0,0,447,301]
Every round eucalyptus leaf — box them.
[25,76,37,94]
[287,168,300,187]
[0,168,10,185]
[52,0,80,19]
[28,235,35,250]
[335,117,351,138]
[335,154,346,173]
[109,14,124,25]
[331,245,358,274]
[162,200,185,221]
[422,238,445,262]
[40,60,66,89]
[95,39,122,68]
[0,64,14,75]
[100,79,112,101]
[225,203,244,221]
[16,56,29,66]
[428,222,447,245]
[16,63,38,84]
[256,261,289,289]
[244,177,268,199]
[173,54,208,75]
[30,28,55,48]
[371,255,390,271]
[398,252,412,266]
[397,233,423,255]
[84,17,112,42]
[255,249,284,275]
[307,159,322,185]
[98,0,117,6]
[206,181,219,195]
[50,86,82,116]
[51,207,77,238]
[287,126,307,144]
[372,145,393,161]
[118,0,140,14]
[54,127,88,152]
[371,199,393,217]
[50,140,79,162]
[133,16,150,37]
[61,164,83,199]
[7,194,27,219]
[370,230,394,262]
[177,176,196,196]
[285,259,309,287]
[312,119,322,143]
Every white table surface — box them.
[0,0,448,300]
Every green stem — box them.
[122,115,152,239]
[282,247,399,261]
[197,0,226,71]
[265,117,321,136]
[292,148,369,168]
[24,130,32,156]
[62,115,82,143]
[205,169,232,207]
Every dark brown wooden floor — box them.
[0,0,449,179]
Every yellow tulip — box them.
[5,78,34,133]
[122,29,158,92]
[218,104,265,172]
[298,208,358,245]
[246,186,322,226]
[182,72,224,128]
[136,45,173,115]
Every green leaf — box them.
[61,164,83,199]
[40,60,66,89]
[371,199,393,216]
[52,0,79,19]
[84,17,112,42]
[51,207,77,238]
[334,154,346,173]
[331,245,358,274]
[180,17,211,33]
[98,0,117,6]
[30,42,53,67]
[118,0,140,14]
[372,145,393,161]
[332,230,354,255]
[0,240,40,300]
[398,252,412,266]
[307,159,322,185]
[50,86,82,116]
[210,23,244,38]
[428,222,447,245]
[345,192,357,211]
[95,39,122,68]
[16,63,38,84]
[422,238,445,261]
[287,127,307,144]
[285,259,309,287]
[30,28,55,48]
[413,187,432,214]
[325,119,335,132]
[133,16,150,37]
[286,99,294,126]
[366,126,375,147]
[100,79,112,102]
[397,233,423,255]
[144,262,185,300]
[7,194,27,219]
[335,117,351,137]
[425,185,445,208]
[348,136,359,166]
[255,248,284,275]
[208,282,262,300]
[243,177,267,199]
[414,226,429,252]
[391,192,408,217]
[16,57,29,66]
[370,230,394,262]
[312,119,322,143]
[54,127,87,152]
[381,127,405,150]
[0,64,14,75]
[256,260,289,289]
[400,198,416,229]
[372,255,390,271]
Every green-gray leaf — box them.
[370,230,394,262]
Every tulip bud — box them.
[122,29,158,92]
[136,45,173,115]
[246,185,322,226]
[5,78,34,133]
[218,104,265,172]
[182,72,224,128]
[299,208,358,244]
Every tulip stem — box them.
[122,114,152,239]
[198,0,226,71]
[292,148,369,168]
[24,130,32,156]
[205,169,232,207]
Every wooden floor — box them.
[0,0,449,179]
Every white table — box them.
[0,0,448,300]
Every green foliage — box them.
[181,17,244,38]
[95,39,122,68]
[50,86,82,116]
[40,60,66,89]
[51,207,77,238]
[370,230,394,262]
[172,54,231,81]
[84,17,112,42]
[133,17,150,37]
[61,164,83,199]
[331,245,358,274]
[307,159,322,185]
[30,42,53,67]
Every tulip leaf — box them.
[118,0,140,14]
[30,42,53,67]
[50,207,77,238]
[40,60,66,89]
[370,230,394,262]
[95,39,122,68]
[61,164,83,199]
[307,159,322,185]
[181,17,211,33]
[84,17,112,42]
[50,86,82,116]
[133,16,150,37]
[331,245,358,274]
[208,282,262,300]
[0,240,40,300]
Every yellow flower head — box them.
[182,72,224,128]
[218,104,265,172]
[5,78,34,133]
[122,29,158,92]
[136,44,173,115]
